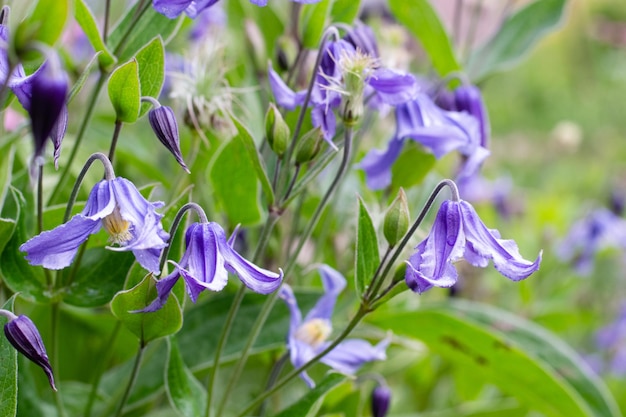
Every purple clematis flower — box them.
[1,310,56,390]
[360,93,489,190]
[279,265,389,387]
[140,222,283,312]
[556,208,626,276]
[0,23,68,169]
[595,304,626,375]
[269,35,417,146]
[154,0,321,18]
[20,177,169,274]
[405,198,542,294]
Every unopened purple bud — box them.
[371,385,391,417]
[453,85,490,147]
[343,22,380,59]
[29,55,68,167]
[148,105,190,173]
[3,314,56,391]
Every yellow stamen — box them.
[295,318,332,347]
[102,207,132,245]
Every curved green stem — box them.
[258,353,289,417]
[114,342,145,417]
[84,322,122,417]
[363,245,393,302]
[107,120,123,164]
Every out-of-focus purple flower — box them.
[140,222,283,312]
[360,93,489,190]
[0,24,68,170]
[457,172,515,219]
[154,0,321,18]
[269,34,417,146]
[188,3,226,40]
[20,177,169,274]
[405,198,541,294]
[148,104,190,173]
[437,84,490,148]
[371,384,392,417]
[595,304,626,375]
[343,22,380,58]
[1,311,56,390]
[556,208,626,276]
[279,265,389,387]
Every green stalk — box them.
[50,302,67,417]
[84,322,122,417]
[107,120,124,164]
[114,342,146,417]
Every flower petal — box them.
[267,62,306,110]
[303,265,346,323]
[368,68,417,105]
[319,337,389,375]
[460,200,542,281]
[183,223,229,292]
[136,270,181,313]
[359,136,404,190]
[153,0,193,18]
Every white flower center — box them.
[102,207,132,245]
[294,318,332,347]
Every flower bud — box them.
[295,128,324,165]
[3,313,56,390]
[148,104,190,173]
[384,188,409,247]
[371,384,391,417]
[453,85,489,147]
[28,53,68,168]
[265,103,289,158]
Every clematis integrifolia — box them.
[20,153,169,274]
[140,204,283,312]
[405,180,542,294]
[153,0,321,19]
[143,97,190,173]
[0,310,56,390]
[279,265,388,387]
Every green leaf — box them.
[0,296,18,417]
[63,248,136,307]
[68,52,103,104]
[372,301,621,417]
[355,197,379,297]
[300,0,333,49]
[330,0,361,25]
[468,0,567,82]
[166,338,206,417]
[0,188,48,303]
[74,0,116,69]
[231,116,275,206]
[110,274,183,344]
[135,37,165,117]
[210,137,263,226]
[14,0,69,56]
[388,0,460,76]
[390,142,437,193]
[108,59,141,123]
[272,373,346,417]
[107,3,182,62]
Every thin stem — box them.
[281,164,301,202]
[37,166,44,233]
[107,120,123,164]
[48,73,108,206]
[50,302,67,417]
[63,152,115,223]
[271,158,282,192]
[258,353,289,417]
[212,213,281,417]
[364,245,393,302]
[114,342,145,417]
[103,0,112,42]
[84,322,122,417]
[112,0,151,56]
[235,306,368,417]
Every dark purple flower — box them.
[279,265,389,387]
[148,105,190,173]
[2,312,56,390]
[268,36,417,146]
[556,208,626,276]
[405,199,541,294]
[0,24,68,169]
[360,93,489,190]
[371,384,391,417]
[140,222,282,312]
[20,177,169,274]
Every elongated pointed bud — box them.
[265,103,289,158]
[384,188,409,246]
[371,384,391,417]
[147,103,190,173]
[2,312,56,390]
[295,128,324,165]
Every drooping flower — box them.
[556,208,626,276]
[405,198,541,294]
[360,93,489,190]
[140,222,283,312]
[268,34,417,146]
[0,22,68,170]
[20,177,169,274]
[279,265,389,387]
[1,311,56,390]
[147,102,190,173]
